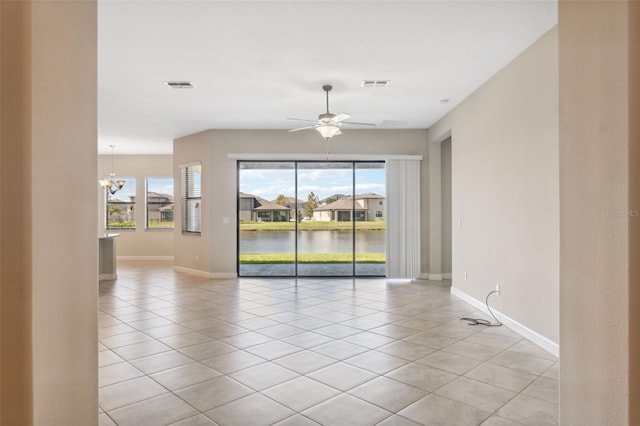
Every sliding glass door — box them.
[296,162,354,276]
[237,160,385,277]
[238,162,296,276]
[355,163,386,276]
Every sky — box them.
[239,166,385,201]
[107,177,173,202]
[107,168,384,203]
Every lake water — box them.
[239,230,385,254]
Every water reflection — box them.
[239,230,385,253]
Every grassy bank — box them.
[240,221,386,232]
[239,252,386,264]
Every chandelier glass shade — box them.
[316,125,342,140]
[100,145,125,195]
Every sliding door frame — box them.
[236,160,385,278]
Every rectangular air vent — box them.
[165,81,194,89]
[361,80,390,88]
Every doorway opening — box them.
[237,161,386,277]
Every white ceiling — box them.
[98,1,557,155]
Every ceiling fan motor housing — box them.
[319,112,336,123]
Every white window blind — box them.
[181,164,201,234]
[386,159,421,279]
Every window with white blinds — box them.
[181,164,201,234]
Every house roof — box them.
[356,193,385,200]
[147,191,173,200]
[277,196,304,205]
[254,199,291,211]
[314,198,366,212]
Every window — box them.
[257,211,271,221]
[146,178,174,229]
[376,210,383,218]
[106,177,136,230]
[181,164,201,234]
[379,200,383,205]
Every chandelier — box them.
[99,145,125,195]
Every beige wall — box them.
[98,155,174,257]
[1,0,98,424]
[173,130,429,276]
[630,3,640,423]
[429,28,560,344]
[559,1,638,424]
[441,138,452,275]
[1,1,33,422]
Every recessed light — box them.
[165,81,194,89]
[361,80,390,88]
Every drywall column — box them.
[0,1,33,423]
[559,1,639,424]
[1,1,98,424]
[630,3,640,423]
[32,1,98,423]
[428,141,442,280]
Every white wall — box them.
[173,129,429,277]
[98,155,174,258]
[429,28,559,344]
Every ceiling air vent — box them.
[165,81,194,89]
[361,80,390,88]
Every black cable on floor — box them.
[460,290,502,327]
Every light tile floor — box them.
[99,261,558,426]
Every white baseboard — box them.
[99,273,117,281]
[450,287,559,358]
[173,265,237,279]
[117,256,174,261]
[418,273,446,281]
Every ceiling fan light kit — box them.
[316,125,342,140]
[288,84,375,141]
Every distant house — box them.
[312,193,385,222]
[357,193,385,221]
[146,192,173,223]
[281,196,304,210]
[281,196,305,221]
[239,192,291,222]
[239,193,259,222]
[106,196,135,225]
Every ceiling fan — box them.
[288,85,375,140]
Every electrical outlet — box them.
[195,255,199,262]
[495,284,501,295]
[464,272,468,281]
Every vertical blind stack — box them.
[386,159,421,279]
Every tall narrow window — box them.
[146,178,174,229]
[181,164,201,234]
[106,177,136,230]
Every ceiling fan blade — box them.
[287,118,319,123]
[288,125,319,132]
[342,121,376,126]
[332,113,351,123]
